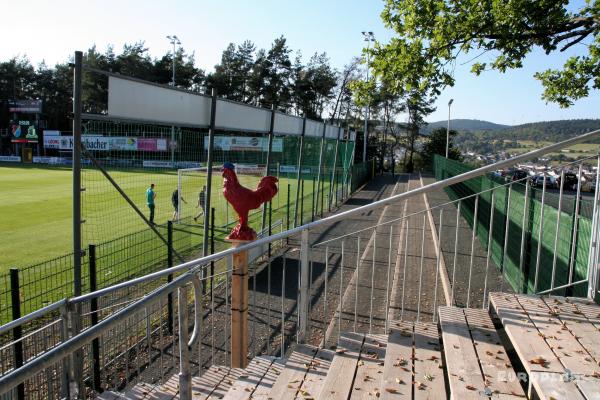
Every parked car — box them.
[556,173,578,191]
[531,175,557,188]
[511,170,529,183]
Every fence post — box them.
[72,50,83,300]
[230,241,249,368]
[203,88,218,258]
[314,123,326,222]
[286,184,291,230]
[10,268,24,400]
[311,177,316,222]
[261,106,276,233]
[59,302,71,399]
[298,229,310,342]
[329,127,341,212]
[293,118,306,228]
[300,179,305,225]
[167,221,174,334]
[210,207,215,295]
[88,244,102,393]
[268,200,272,257]
[178,285,192,400]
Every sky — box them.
[1,0,598,126]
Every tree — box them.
[263,36,293,110]
[403,91,435,172]
[421,127,462,167]
[329,58,361,123]
[377,0,600,107]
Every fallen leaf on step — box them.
[530,357,548,367]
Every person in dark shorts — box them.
[171,189,187,221]
[146,183,156,224]
[193,186,206,222]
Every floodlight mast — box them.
[166,35,181,166]
[446,98,454,158]
[166,35,181,86]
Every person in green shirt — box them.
[146,183,156,224]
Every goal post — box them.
[177,164,268,226]
[177,166,207,224]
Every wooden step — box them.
[490,292,600,400]
[350,334,387,399]
[267,344,320,399]
[380,321,446,400]
[191,366,244,399]
[297,347,335,400]
[222,356,277,400]
[440,306,527,398]
[246,358,285,400]
[438,306,525,399]
[316,332,365,400]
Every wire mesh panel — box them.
[434,155,594,296]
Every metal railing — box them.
[1,129,600,399]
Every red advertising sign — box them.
[137,138,168,152]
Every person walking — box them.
[146,183,156,225]
[193,186,207,222]
[171,188,187,221]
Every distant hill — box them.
[451,118,600,156]
[422,119,509,133]
[487,119,600,141]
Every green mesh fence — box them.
[78,119,360,264]
[434,155,592,296]
[0,118,361,324]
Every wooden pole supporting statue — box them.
[222,162,278,367]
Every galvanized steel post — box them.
[314,123,326,221]
[298,229,310,342]
[178,285,192,400]
[294,118,306,228]
[72,51,83,298]
[261,106,276,233]
[203,88,218,257]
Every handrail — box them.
[1,128,600,394]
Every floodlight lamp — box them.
[448,99,454,106]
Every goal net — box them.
[177,164,267,227]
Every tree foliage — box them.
[1,36,358,133]
[421,127,462,167]
[377,0,600,107]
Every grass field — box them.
[0,164,342,273]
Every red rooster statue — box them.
[222,162,278,241]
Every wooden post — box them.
[229,239,250,368]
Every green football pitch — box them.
[0,164,340,273]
